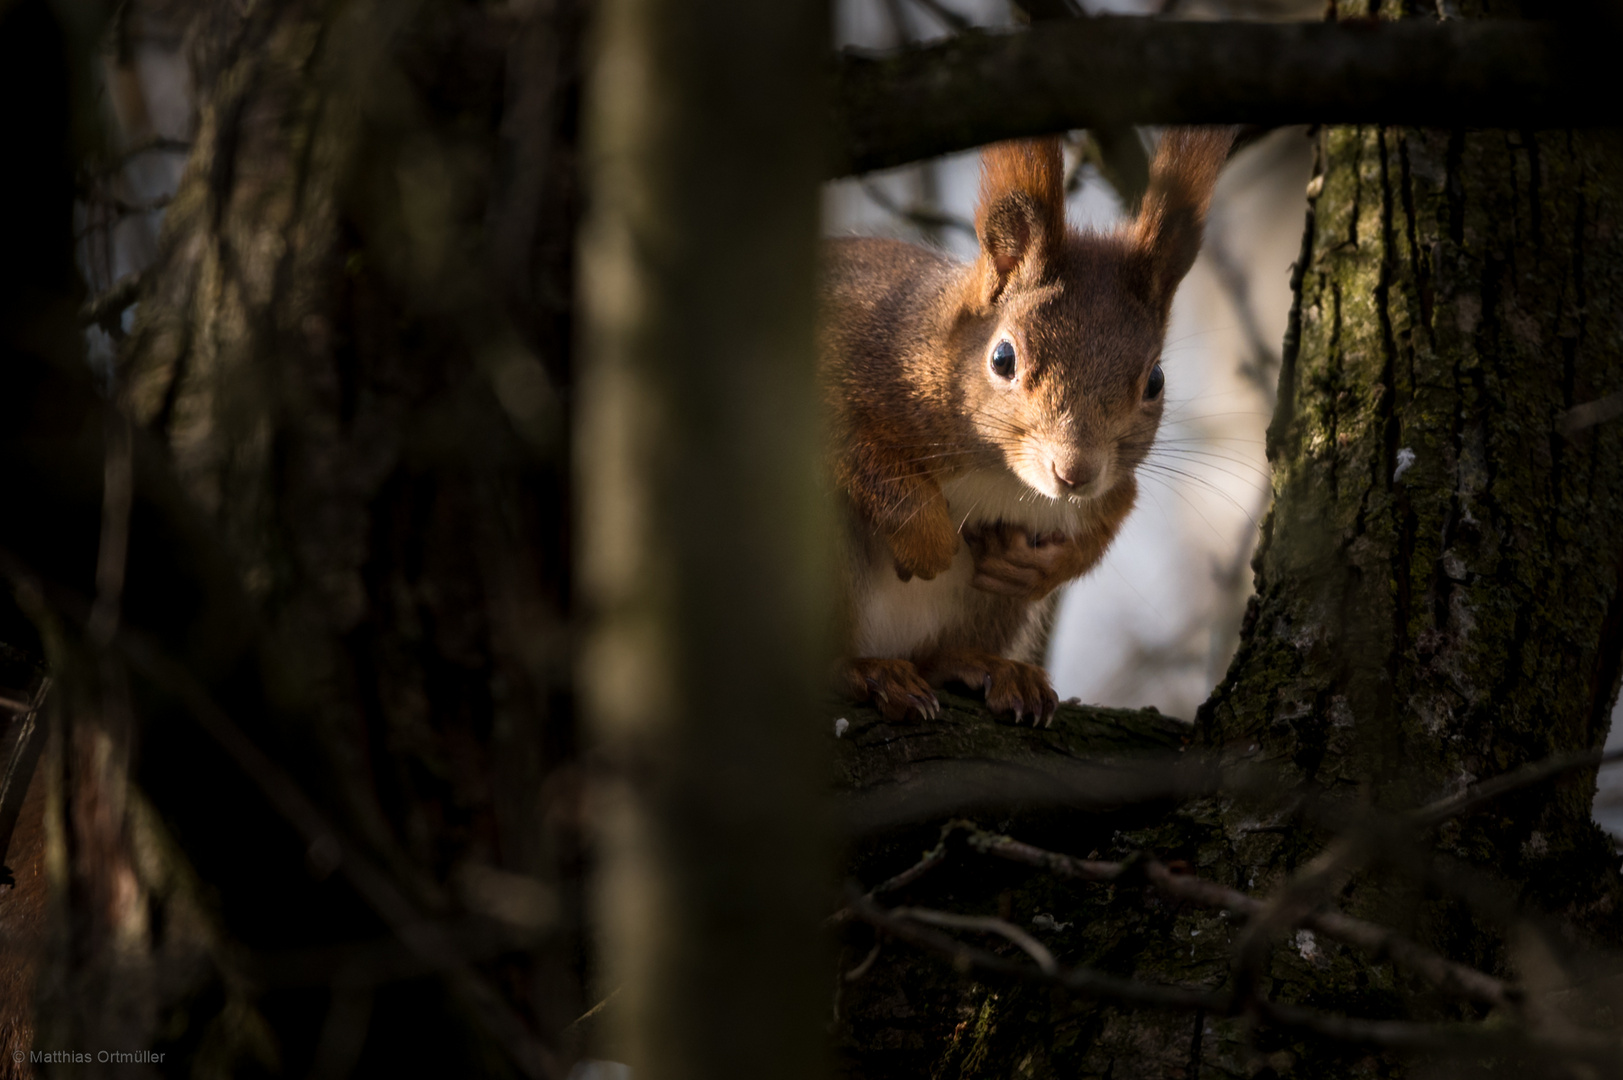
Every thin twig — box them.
[901,0,973,33]
[891,906,1059,973]
[1558,391,1623,436]
[843,744,1622,1015]
[79,271,144,330]
[1229,832,1368,1005]
[1254,997,1622,1066]
[970,827,1519,1010]
[964,829,1120,881]
[827,834,950,925]
[850,891,1226,1012]
[565,986,622,1033]
[844,940,883,981]
[860,180,976,240]
[80,134,191,179]
[1204,225,1282,397]
[1410,746,1623,830]
[100,194,173,217]
[853,892,1620,1066]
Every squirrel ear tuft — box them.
[1130,127,1235,306]
[975,137,1065,304]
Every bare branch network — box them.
[831,18,1613,176]
[835,745,1623,1072]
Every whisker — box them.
[1135,469,1258,545]
[1134,463,1265,529]
[1153,435,1267,447]
[1159,406,1277,425]
[1145,449,1272,483]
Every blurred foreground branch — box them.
[832,17,1610,175]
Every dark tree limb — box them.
[831,692,1195,832]
[831,18,1610,175]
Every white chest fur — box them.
[852,467,1086,658]
[852,539,976,659]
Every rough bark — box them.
[830,59,1623,1080]
[832,695,1191,835]
[1211,126,1623,910]
[2,1,587,1074]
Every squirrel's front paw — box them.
[837,657,940,723]
[888,501,960,582]
[918,648,1058,727]
[966,525,1085,601]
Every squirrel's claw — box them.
[922,648,1057,727]
[839,657,940,724]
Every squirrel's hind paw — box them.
[838,657,940,723]
[920,649,1058,727]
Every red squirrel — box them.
[820,128,1233,726]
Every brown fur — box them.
[820,128,1234,723]
[975,137,1066,299]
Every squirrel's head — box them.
[954,130,1232,504]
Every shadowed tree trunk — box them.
[2,0,587,1074]
[830,92,1623,1080]
[576,0,834,1077]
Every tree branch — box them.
[1410,745,1623,830]
[965,826,1521,1011]
[889,906,1059,973]
[848,836,1623,1066]
[850,891,1622,1063]
[850,891,1228,1012]
[831,18,1607,176]
[831,691,1199,832]
[79,271,143,330]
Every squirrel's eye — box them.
[1144,363,1165,401]
[990,340,1017,380]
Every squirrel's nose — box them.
[1053,456,1102,492]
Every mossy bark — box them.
[830,120,1623,1080]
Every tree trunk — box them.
[2,1,589,1074]
[574,0,834,1076]
[831,117,1623,1080]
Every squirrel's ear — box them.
[975,137,1065,304]
[1130,127,1235,306]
